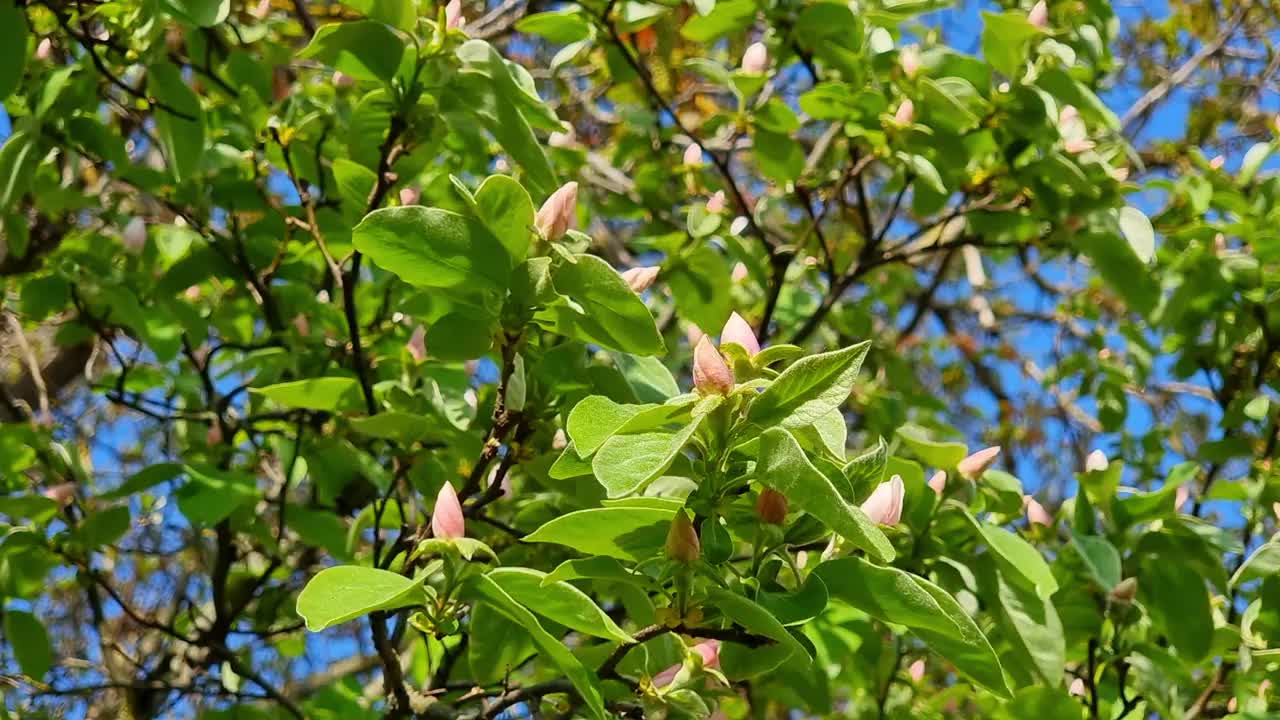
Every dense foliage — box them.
[1,0,1278,718]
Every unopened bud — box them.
[35,38,53,61]
[445,0,466,30]
[1068,677,1086,697]
[398,186,421,206]
[957,446,1000,479]
[1028,0,1049,29]
[535,182,578,240]
[43,483,75,507]
[665,511,701,563]
[683,144,703,166]
[692,337,734,395]
[1110,577,1138,604]
[621,266,660,293]
[122,217,147,254]
[756,488,788,525]
[431,481,465,540]
[1024,495,1053,527]
[909,659,926,683]
[292,314,310,337]
[548,129,576,148]
[1085,449,1108,473]
[900,45,921,78]
[1209,154,1225,170]
[406,325,427,363]
[705,190,726,214]
[720,311,759,357]
[927,470,947,495]
[741,42,768,74]
[861,476,904,526]
[332,71,355,88]
[1175,484,1190,511]
[894,98,915,125]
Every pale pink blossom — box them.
[692,337,734,394]
[552,428,568,450]
[1085,449,1108,473]
[957,446,1000,479]
[431,482,465,539]
[908,659,926,683]
[445,0,466,30]
[731,262,749,282]
[548,129,576,148]
[122,217,147,254]
[900,45,921,78]
[1209,154,1225,170]
[407,325,427,363]
[1024,495,1053,527]
[741,42,768,74]
[705,190,726,214]
[894,99,915,125]
[620,266,660,293]
[1028,0,1049,29]
[683,144,703,166]
[292,314,310,337]
[1068,677,1086,697]
[43,483,76,507]
[1175,485,1190,511]
[720,312,759,357]
[928,470,947,495]
[1064,138,1096,154]
[332,71,355,88]
[184,285,202,301]
[1227,697,1238,713]
[686,324,706,347]
[251,0,271,18]
[535,182,578,240]
[206,424,223,446]
[35,38,53,61]
[861,476,904,526]
[653,640,721,687]
[398,186,421,205]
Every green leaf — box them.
[148,63,206,183]
[1118,206,1155,263]
[680,0,755,42]
[542,254,665,355]
[176,466,257,526]
[991,559,1064,687]
[164,0,230,26]
[296,566,424,631]
[515,10,592,43]
[895,424,967,468]
[426,311,496,361]
[251,377,363,412]
[593,417,703,497]
[566,396,652,457]
[975,520,1059,600]
[1244,394,1270,421]
[666,244,733,333]
[748,342,870,429]
[523,507,676,561]
[0,496,59,524]
[0,131,43,213]
[4,610,51,679]
[1239,141,1274,185]
[1232,542,1280,588]
[332,158,377,218]
[816,556,1010,698]
[758,574,829,626]
[756,428,894,563]
[544,556,648,587]
[1002,687,1085,720]
[346,0,417,30]
[0,4,28,101]
[75,505,131,549]
[474,174,535,262]
[299,21,405,83]
[468,601,536,684]
[1139,555,1212,661]
[753,129,805,184]
[613,353,681,403]
[487,568,633,642]
[353,206,511,293]
[463,574,608,720]
[707,587,809,661]
[349,412,444,444]
[981,11,1040,78]
[1070,533,1121,590]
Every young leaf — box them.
[487,568,634,642]
[353,207,511,293]
[747,342,870,429]
[296,566,424,631]
[592,417,702,498]
[974,520,1059,600]
[756,427,894,563]
[523,507,676,561]
[474,174,535,262]
[816,556,1011,698]
[0,4,28,101]
[251,377,363,412]
[299,21,405,83]
[148,63,206,183]
[706,586,810,661]
[4,610,51,679]
[542,254,666,355]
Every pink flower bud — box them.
[894,99,915,125]
[705,190,726,214]
[548,129,576,148]
[692,336,734,395]
[900,45,921,78]
[756,488,788,525]
[927,470,947,495]
[909,659,926,683]
[398,186,421,206]
[1064,138,1095,154]
[35,38,53,61]
[292,314,310,337]
[431,481,465,540]
[552,428,568,450]
[535,181,578,240]
[1028,0,1049,29]
[407,325,427,363]
[686,324,706,348]
[1209,154,1225,170]
[122,217,147,254]
[251,0,271,18]
[445,0,466,30]
[861,476,904,526]
[206,424,223,446]
[741,42,768,74]
[720,311,759,357]
[1024,495,1053,527]
[332,71,355,88]
[1175,485,1190,511]
[621,266,660,293]
[43,483,76,507]
[957,446,1000,479]
[683,144,703,166]
[1085,450,1108,473]
[184,285,202,301]
[731,262,748,282]
[1110,577,1138,604]
[1228,697,1238,713]
[654,639,721,687]
[1068,677,1086,697]
[665,511,701,563]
